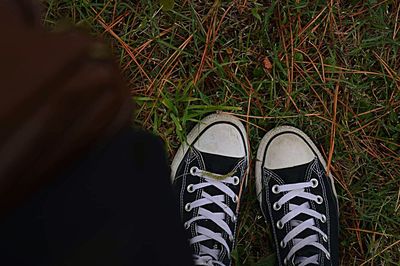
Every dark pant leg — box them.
[0,128,193,266]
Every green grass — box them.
[45,0,400,265]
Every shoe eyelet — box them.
[272,184,280,194]
[280,240,286,248]
[277,220,284,229]
[283,258,288,265]
[323,235,328,242]
[190,166,199,176]
[187,184,195,193]
[316,196,323,204]
[185,203,192,212]
[232,176,240,185]
[320,214,326,223]
[273,202,281,211]
[229,235,234,241]
[233,195,239,203]
[184,222,190,229]
[326,253,331,260]
[311,178,319,188]
[232,215,237,222]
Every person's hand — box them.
[0,0,132,216]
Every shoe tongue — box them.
[271,160,321,259]
[270,161,311,183]
[195,151,241,257]
[199,151,242,175]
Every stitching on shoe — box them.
[308,158,331,265]
[180,150,191,217]
[310,161,323,266]
[180,147,204,256]
[263,168,285,266]
[192,148,206,255]
[181,149,192,250]
[304,159,316,256]
[306,159,325,266]
[315,160,331,265]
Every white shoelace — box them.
[272,178,330,265]
[185,166,239,266]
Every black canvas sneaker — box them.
[255,126,339,266]
[171,113,249,266]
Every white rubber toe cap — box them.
[194,123,245,158]
[264,133,314,170]
[171,113,249,180]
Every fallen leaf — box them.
[263,56,272,71]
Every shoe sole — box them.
[255,126,339,211]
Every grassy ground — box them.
[45,0,400,265]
